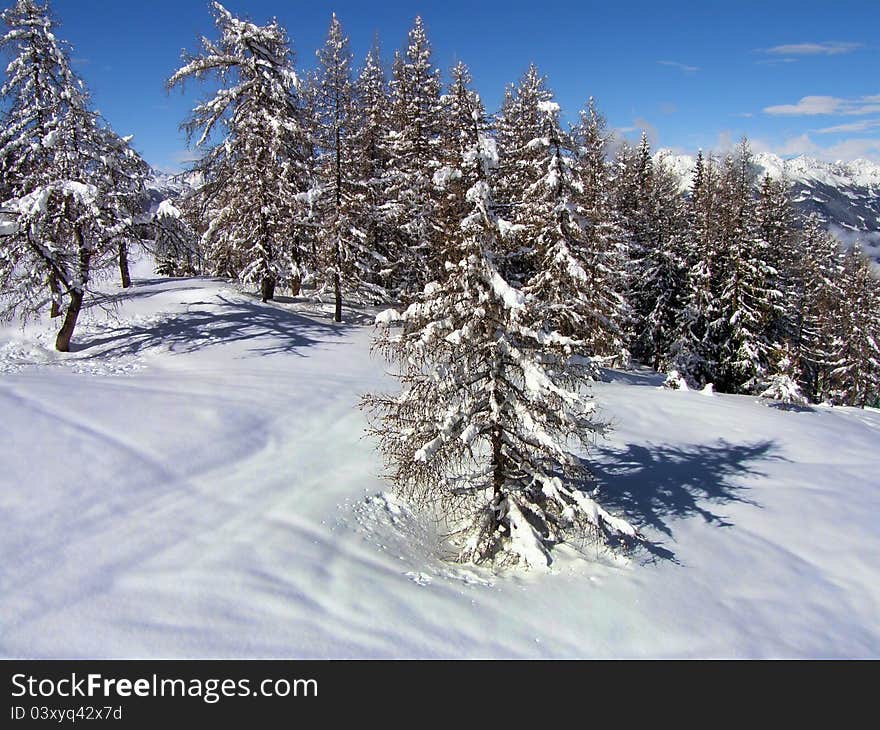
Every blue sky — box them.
[30,0,880,171]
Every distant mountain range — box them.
[660,151,880,261]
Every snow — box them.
[1,257,879,658]
[489,271,525,309]
[156,199,182,219]
[374,308,401,326]
[537,101,560,115]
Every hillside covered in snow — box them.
[1,258,878,658]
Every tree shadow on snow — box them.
[587,439,783,564]
[599,367,666,388]
[73,295,353,358]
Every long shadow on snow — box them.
[80,277,226,313]
[587,439,783,563]
[74,294,353,358]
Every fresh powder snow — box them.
[1,255,878,658]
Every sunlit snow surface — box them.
[1,256,878,657]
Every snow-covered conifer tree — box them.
[363,111,639,568]
[827,244,880,407]
[96,127,151,289]
[635,157,689,370]
[349,40,393,291]
[518,96,625,360]
[168,2,310,302]
[713,140,780,393]
[669,149,721,385]
[0,0,124,350]
[382,17,443,295]
[313,14,382,321]
[494,64,554,281]
[434,61,490,272]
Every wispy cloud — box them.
[172,149,201,164]
[755,57,798,66]
[815,118,880,134]
[763,94,880,116]
[750,132,880,162]
[657,60,699,73]
[763,41,862,56]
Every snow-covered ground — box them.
[1,256,878,658]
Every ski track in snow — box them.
[1,257,878,658]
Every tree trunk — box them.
[490,425,506,534]
[261,276,276,303]
[118,242,131,288]
[55,288,83,352]
[333,270,342,323]
[49,272,62,318]
[289,273,301,297]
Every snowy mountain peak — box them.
[656,150,880,191]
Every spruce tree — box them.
[713,140,779,393]
[571,98,630,362]
[828,244,880,407]
[669,150,721,385]
[494,63,554,257]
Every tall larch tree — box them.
[313,13,361,322]
[168,2,310,302]
[494,64,554,281]
[350,39,393,293]
[382,17,443,295]
[0,0,124,351]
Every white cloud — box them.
[816,119,880,134]
[749,133,880,162]
[764,94,880,116]
[172,149,201,165]
[763,41,862,56]
[764,95,844,115]
[657,60,699,73]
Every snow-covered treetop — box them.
[168,2,299,148]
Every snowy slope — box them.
[1,259,879,658]
[658,151,880,260]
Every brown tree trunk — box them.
[289,273,301,297]
[333,270,342,323]
[118,242,131,288]
[261,275,276,303]
[49,272,62,318]
[55,288,83,352]
[490,425,506,533]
